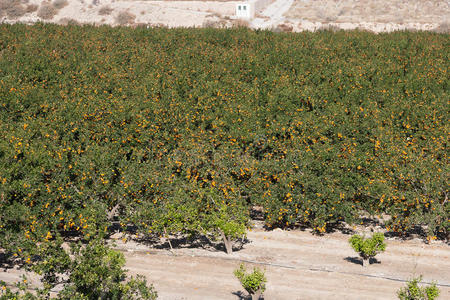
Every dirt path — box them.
[1,226,448,299]
[252,0,295,29]
[1,0,446,32]
[116,227,450,300]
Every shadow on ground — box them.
[132,232,250,253]
[344,256,381,266]
[232,290,264,300]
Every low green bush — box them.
[234,263,266,300]
[0,239,157,299]
[397,276,440,300]
[56,240,157,299]
[349,232,386,266]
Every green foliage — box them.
[0,24,448,268]
[397,276,440,300]
[0,239,157,299]
[207,188,248,240]
[31,237,72,291]
[59,240,157,299]
[207,189,249,253]
[349,232,386,260]
[234,263,266,295]
[214,219,247,240]
[128,184,249,253]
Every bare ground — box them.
[1,0,449,32]
[1,223,449,299]
[115,224,450,299]
[285,0,449,24]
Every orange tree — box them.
[0,24,448,277]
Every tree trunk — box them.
[219,229,232,254]
[107,204,120,220]
[164,227,173,251]
[252,289,262,300]
[362,258,368,267]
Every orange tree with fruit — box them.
[0,24,448,295]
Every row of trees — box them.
[0,23,448,296]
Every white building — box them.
[236,3,254,19]
[236,0,272,19]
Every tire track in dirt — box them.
[118,228,450,299]
[1,227,448,299]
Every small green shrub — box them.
[28,239,157,299]
[397,276,440,300]
[59,240,157,299]
[234,263,266,300]
[349,232,386,266]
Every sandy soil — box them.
[115,224,450,300]
[252,0,294,29]
[0,0,239,28]
[285,0,449,24]
[282,0,450,33]
[1,0,449,32]
[1,223,449,299]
